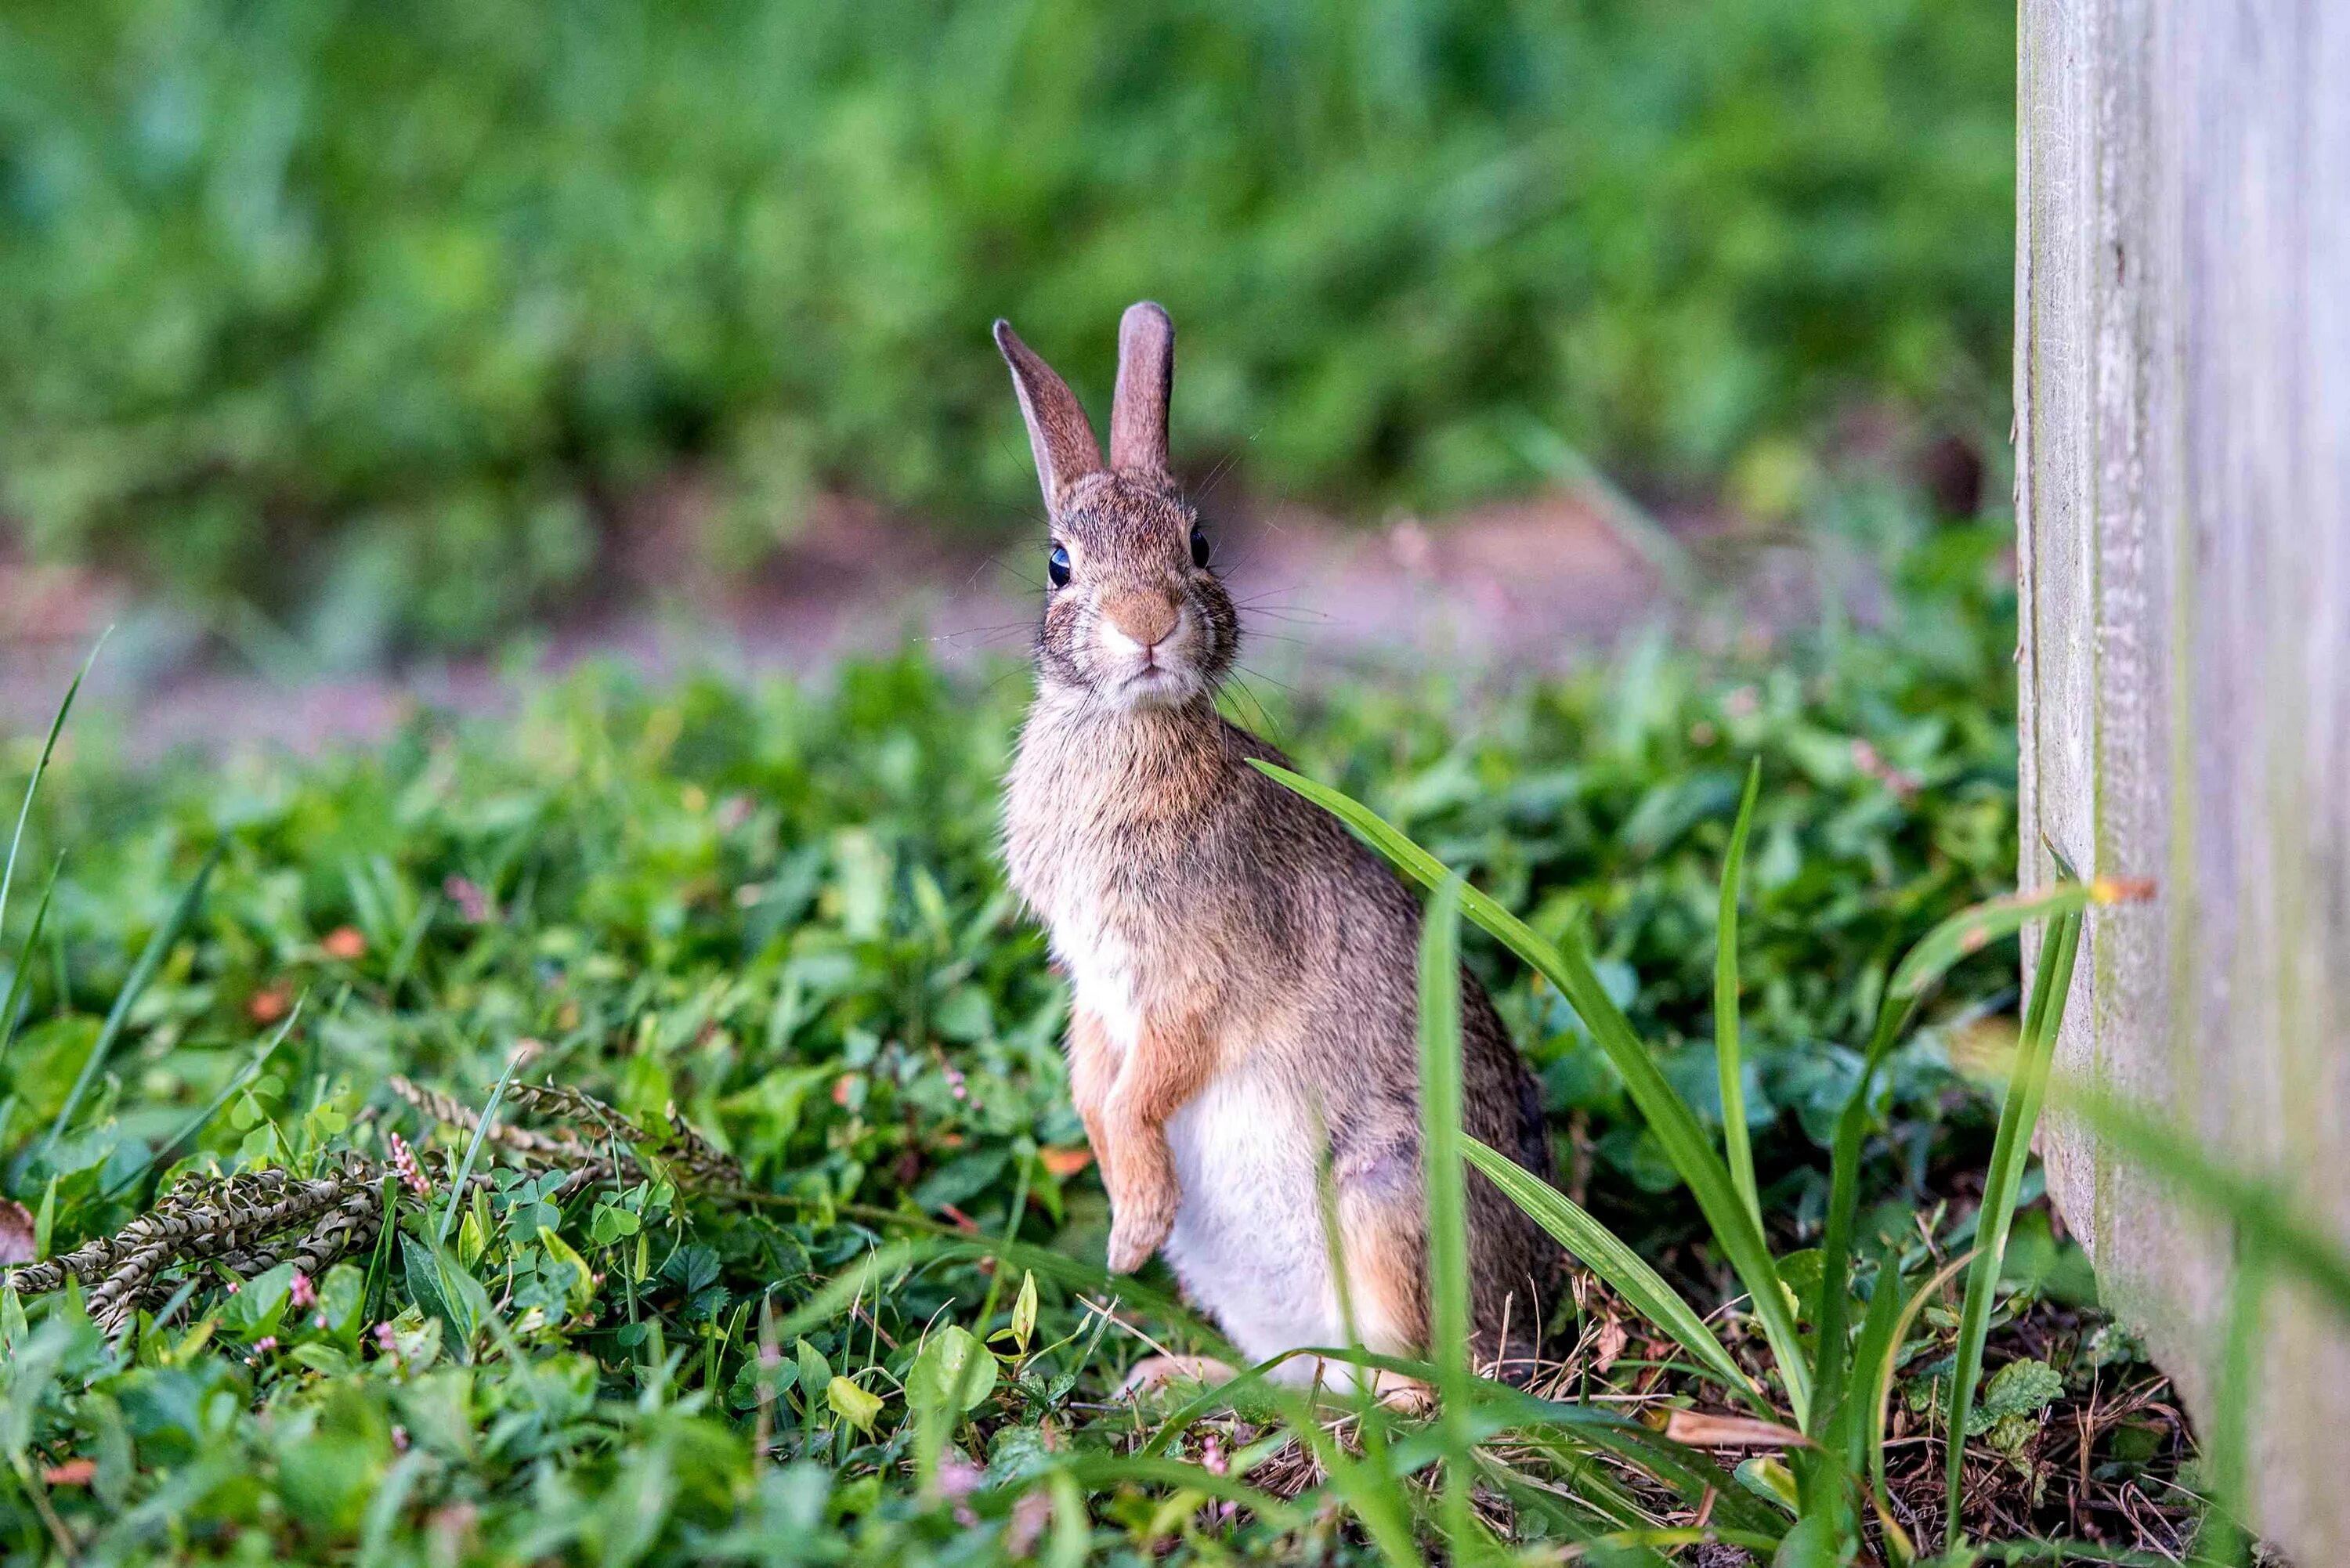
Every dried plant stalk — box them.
[389,1075,590,1161]
[5,1077,739,1335]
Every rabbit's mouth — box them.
[1095,605,1206,710]
[1112,660,1198,708]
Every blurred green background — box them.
[0,0,2012,651]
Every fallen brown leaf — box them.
[1658,1409,1813,1448]
[1593,1311,1629,1375]
[1039,1147,1094,1178]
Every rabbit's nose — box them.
[1102,590,1180,651]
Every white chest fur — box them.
[1158,1060,1347,1375]
[1050,915,1144,1053]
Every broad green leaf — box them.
[537,1226,595,1315]
[907,1324,997,1414]
[826,1375,884,1433]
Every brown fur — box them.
[996,302,1561,1373]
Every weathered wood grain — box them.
[2017,0,2350,1555]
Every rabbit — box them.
[994,302,1562,1389]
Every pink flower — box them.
[389,1131,432,1198]
[254,1335,277,1353]
[1850,739,1922,800]
[443,875,495,924]
[392,1425,410,1452]
[1199,1432,1229,1476]
[289,1271,316,1310]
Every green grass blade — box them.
[1463,1139,1758,1404]
[1867,1248,1975,1505]
[102,997,305,1201]
[1884,882,2095,1004]
[1416,877,1478,1555]
[1484,1389,1786,1538]
[1044,1454,1307,1533]
[2189,1234,2265,1566]
[38,840,224,1161]
[1253,759,1812,1425]
[1943,905,2082,1547]
[439,1040,537,1248]
[2052,1083,2350,1317]
[1811,876,2095,1438]
[1,630,107,942]
[0,857,63,1068]
[1824,1246,1909,1475]
[1717,758,1762,1228]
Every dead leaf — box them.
[1593,1311,1628,1375]
[1039,1147,1094,1178]
[0,1198,34,1265]
[42,1459,95,1487]
[1659,1409,1813,1448]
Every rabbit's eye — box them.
[1047,543,1072,589]
[1189,523,1210,569]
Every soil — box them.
[3,492,1694,756]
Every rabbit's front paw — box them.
[1104,1191,1176,1274]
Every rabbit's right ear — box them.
[995,320,1103,511]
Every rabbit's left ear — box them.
[1109,301,1174,475]
[996,320,1104,511]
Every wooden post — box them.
[2016,0,2349,1555]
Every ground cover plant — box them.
[0,523,2228,1563]
[1,0,2013,645]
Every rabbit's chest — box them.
[1050,910,1151,1050]
[1027,853,1208,1052]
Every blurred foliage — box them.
[1,0,2012,646]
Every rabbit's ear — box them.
[995,320,1103,510]
[1109,301,1173,475]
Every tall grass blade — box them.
[1254,758,1813,1424]
[38,841,224,1160]
[1,630,107,941]
[1417,877,1478,1555]
[2189,1234,2265,1566]
[439,1039,537,1248]
[1463,1139,1758,1404]
[1810,876,2097,1437]
[0,858,62,1068]
[2053,1083,2350,1317]
[1824,1247,1910,1472]
[1943,904,2082,1546]
[1716,758,1763,1229]
[1866,1249,1976,1505]
[103,998,305,1200]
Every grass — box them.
[0,524,2247,1563]
[0,0,2015,647]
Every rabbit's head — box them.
[996,303,1239,712]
